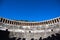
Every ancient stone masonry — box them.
[0,17,60,40]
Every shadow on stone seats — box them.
[0,29,10,40]
[22,38,26,40]
[17,38,21,40]
[10,37,16,40]
[43,38,47,40]
[31,38,34,40]
[46,36,50,40]
[45,33,60,40]
[39,37,42,40]
[55,33,60,40]
[0,29,16,40]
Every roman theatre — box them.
[0,17,60,40]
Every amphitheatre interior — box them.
[0,17,60,40]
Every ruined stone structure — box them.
[0,17,60,40]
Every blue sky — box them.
[0,0,60,21]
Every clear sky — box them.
[0,0,60,21]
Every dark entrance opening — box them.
[51,29,53,32]
[29,31,31,33]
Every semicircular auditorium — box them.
[0,17,60,40]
